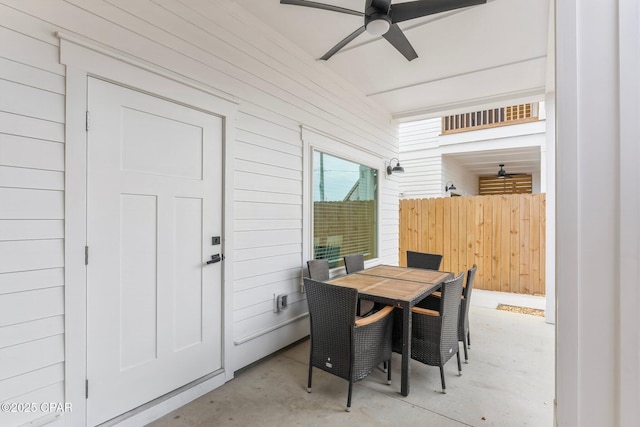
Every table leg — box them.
[401,302,412,396]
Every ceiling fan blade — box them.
[391,0,487,23]
[320,26,366,60]
[280,0,363,17]
[382,24,418,61]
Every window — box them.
[312,151,378,268]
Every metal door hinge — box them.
[86,379,89,399]
[85,246,89,265]
[86,111,90,131]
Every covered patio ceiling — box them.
[234,0,553,121]
[444,146,542,177]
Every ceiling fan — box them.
[280,0,487,61]
[497,163,520,178]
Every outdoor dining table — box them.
[327,264,453,397]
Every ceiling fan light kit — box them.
[280,0,487,61]
[365,13,391,36]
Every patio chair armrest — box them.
[425,291,464,300]
[411,306,440,317]
[355,305,394,327]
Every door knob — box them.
[206,254,223,265]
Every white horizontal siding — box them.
[0,381,64,427]
[0,268,64,295]
[0,362,64,401]
[0,0,401,421]
[0,12,68,427]
[0,315,64,350]
[399,118,441,153]
[398,118,444,198]
[0,220,64,241]
[0,134,64,171]
[0,80,65,123]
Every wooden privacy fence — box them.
[399,194,546,295]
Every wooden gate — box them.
[399,194,545,295]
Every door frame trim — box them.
[60,33,237,426]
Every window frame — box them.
[311,150,379,268]
[301,128,384,278]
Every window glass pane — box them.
[313,151,377,268]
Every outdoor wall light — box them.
[387,158,405,175]
[445,181,457,192]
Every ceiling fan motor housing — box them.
[365,11,392,36]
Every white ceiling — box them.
[234,0,552,176]
[234,0,552,120]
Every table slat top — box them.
[327,265,452,303]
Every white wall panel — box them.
[0,13,68,427]
[234,188,301,205]
[0,268,64,295]
[0,166,64,191]
[0,1,400,423]
[0,188,63,219]
[0,382,64,427]
[0,363,64,401]
[0,57,65,94]
[0,134,64,171]
[234,201,301,220]
[0,80,65,123]
[0,287,64,327]
[0,240,64,274]
[0,315,64,349]
[235,171,300,195]
[0,112,64,143]
[234,243,301,262]
[0,26,63,75]
[0,220,63,241]
[232,267,300,290]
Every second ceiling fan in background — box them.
[280,0,487,61]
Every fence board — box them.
[539,195,546,296]
[474,196,485,288]
[456,197,466,277]
[420,198,429,254]
[443,197,451,273]
[428,198,436,253]
[399,194,546,295]
[510,196,520,293]
[484,196,493,289]
[466,197,475,270]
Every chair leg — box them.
[462,335,469,363]
[346,381,353,412]
[467,330,471,347]
[307,364,313,393]
[439,366,446,394]
[387,358,392,385]
[456,351,462,376]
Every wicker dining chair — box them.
[307,259,330,281]
[406,250,443,270]
[343,254,365,274]
[416,264,478,363]
[304,278,394,411]
[458,265,477,362]
[342,254,375,316]
[392,272,465,393]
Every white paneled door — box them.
[86,78,223,425]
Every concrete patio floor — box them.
[148,306,554,427]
